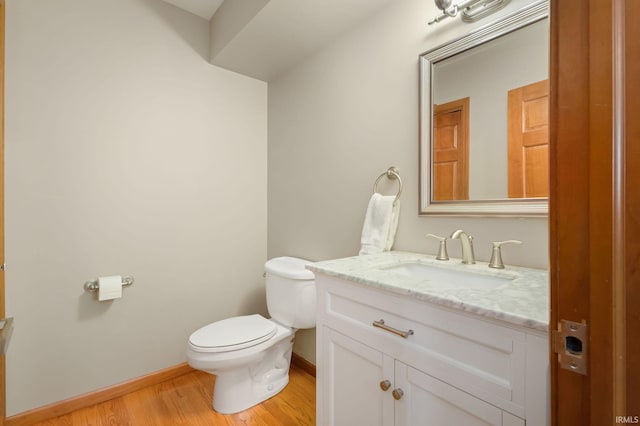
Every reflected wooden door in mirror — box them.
[433,97,469,201]
[507,79,549,198]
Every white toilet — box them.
[186,256,316,414]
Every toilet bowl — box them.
[186,257,315,414]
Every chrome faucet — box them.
[449,229,475,264]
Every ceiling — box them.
[162,0,224,20]
[162,0,396,81]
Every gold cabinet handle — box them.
[379,380,391,391]
[372,319,414,339]
[392,388,404,400]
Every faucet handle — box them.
[425,234,449,261]
[488,240,522,269]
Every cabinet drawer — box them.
[317,275,526,416]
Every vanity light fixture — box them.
[428,0,511,25]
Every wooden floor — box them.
[31,365,315,426]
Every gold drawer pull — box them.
[372,319,414,339]
[379,380,391,391]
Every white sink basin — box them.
[380,262,514,290]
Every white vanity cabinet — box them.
[315,272,549,426]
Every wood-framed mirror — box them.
[419,0,549,216]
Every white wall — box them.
[268,0,549,363]
[5,0,267,415]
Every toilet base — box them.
[210,335,293,414]
[212,366,290,414]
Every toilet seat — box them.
[189,314,277,353]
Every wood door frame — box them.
[550,0,638,423]
[624,0,640,411]
[0,0,5,423]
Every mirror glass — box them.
[419,3,549,216]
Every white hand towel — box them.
[359,193,401,255]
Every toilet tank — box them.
[264,257,316,329]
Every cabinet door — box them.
[321,327,394,426]
[394,361,514,426]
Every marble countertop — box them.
[307,251,549,332]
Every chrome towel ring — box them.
[373,166,402,203]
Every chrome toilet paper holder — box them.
[84,275,134,292]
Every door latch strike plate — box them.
[553,320,588,375]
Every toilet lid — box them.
[189,314,277,353]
